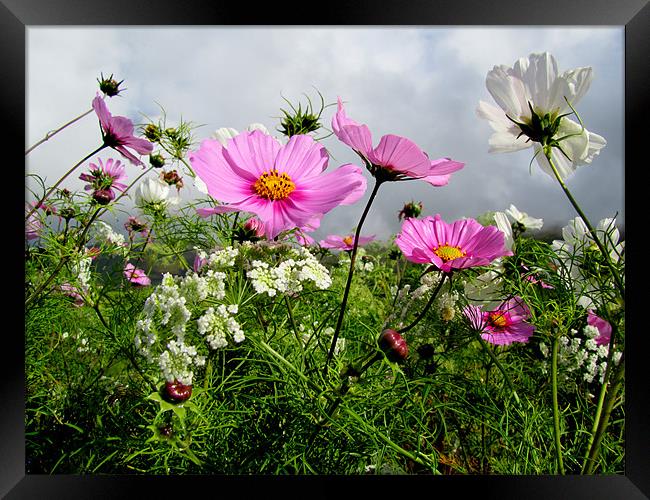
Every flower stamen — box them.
[433,244,466,262]
[253,169,296,201]
[488,312,509,328]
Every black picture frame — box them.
[6,0,648,497]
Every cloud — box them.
[26,27,624,242]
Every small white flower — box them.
[505,205,543,231]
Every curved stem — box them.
[26,144,107,221]
[551,335,565,474]
[583,355,625,474]
[545,151,625,300]
[323,179,383,374]
[25,206,103,308]
[397,272,448,334]
[26,108,93,155]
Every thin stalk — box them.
[551,335,565,474]
[580,319,621,473]
[397,273,447,334]
[323,179,383,373]
[26,144,107,221]
[92,303,158,393]
[25,206,102,308]
[545,151,625,300]
[583,354,625,474]
[26,108,93,155]
[475,332,520,405]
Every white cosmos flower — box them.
[211,123,270,145]
[477,52,606,180]
[505,204,543,231]
[493,211,514,252]
[135,177,178,209]
[552,216,624,309]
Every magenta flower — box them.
[587,310,612,347]
[124,216,149,238]
[124,262,151,286]
[395,215,512,273]
[92,94,153,167]
[521,264,554,289]
[463,297,535,345]
[80,157,128,203]
[243,217,265,238]
[320,234,375,251]
[57,283,85,307]
[332,97,464,186]
[26,203,43,241]
[188,130,367,239]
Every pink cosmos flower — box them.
[80,158,128,199]
[26,203,42,241]
[587,310,612,347]
[124,262,151,286]
[463,297,535,345]
[57,283,85,307]
[331,97,464,186]
[188,130,367,239]
[243,217,265,238]
[92,94,153,167]
[320,234,375,251]
[521,264,554,289]
[395,215,512,273]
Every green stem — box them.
[26,144,107,221]
[551,335,565,474]
[397,272,448,334]
[26,107,93,155]
[583,354,625,474]
[544,151,625,300]
[25,206,103,308]
[474,332,520,405]
[323,178,383,374]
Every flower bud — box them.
[378,328,409,362]
[97,73,124,97]
[398,201,423,221]
[92,188,115,205]
[149,153,165,168]
[160,169,184,191]
[143,124,162,142]
[164,380,192,403]
[243,217,265,238]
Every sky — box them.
[26,27,624,242]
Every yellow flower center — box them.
[433,244,466,262]
[253,170,296,201]
[343,236,354,246]
[488,312,508,328]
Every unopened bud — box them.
[378,328,409,362]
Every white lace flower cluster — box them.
[92,221,127,251]
[247,246,332,297]
[551,217,624,309]
[135,246,245,384]
[538,326,622,386]
[384,272,443,329]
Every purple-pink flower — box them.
[92,94,153,167]
[395,215,512,273]
[587,310,612,347]
[79,158,128,204]
[463,297,536,345]
[26,203,43,241]
[320,234,375,251]
[188,130,367,239]
[332,97,464,186]
[57,283,86,307]
[124,262,151,286]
